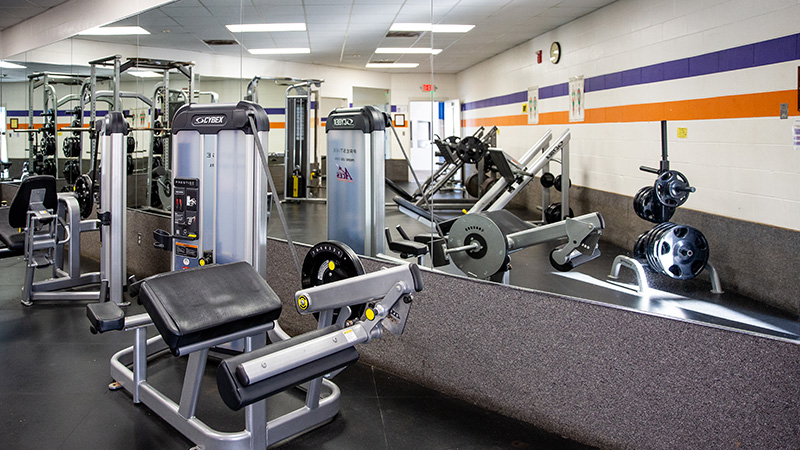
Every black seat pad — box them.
[138,262,282,354]
[0,207,24,253]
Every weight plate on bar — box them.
[301,240,367,322]
[455,135,488,164]
[540,172,555,188]
[465,173,480,198]
[634,222,708,280]
[74,174,94,219]
[447,213,508,279]
[654,170,692,207]
[633,186,675,223]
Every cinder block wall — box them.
[266,238,800,450]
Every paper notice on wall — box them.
[794,119,800,151]
[569,76,584,122]
[527,86,539,125]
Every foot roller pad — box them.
[217,325,359,411]
[86,302,125,333]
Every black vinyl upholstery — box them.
[0,207,24,253]
[138,262,282,354]
[8,175,57,229]
[216,325,359,410]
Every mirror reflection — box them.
[0,0,797,343]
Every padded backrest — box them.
[8,175,57,228]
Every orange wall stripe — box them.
[462,90,799,127]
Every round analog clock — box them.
[549,42,561,64]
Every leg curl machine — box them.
[86,245,422,450]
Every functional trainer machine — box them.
[86,242,421,450]
[325,105,389,257]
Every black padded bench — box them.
[88,262,283,355]
[0,176,58,256]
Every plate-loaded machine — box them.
[13,112,129,305]
[325,105,388,257]
[390,126,499,215]
[386,130,605,281]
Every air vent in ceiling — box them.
[204,39,238,46]
[386,31,422,38]
[370,59,396,64]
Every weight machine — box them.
[385,128,603,281]
[0,112,130,305]
[608,120,723,294]
[244,76,325,201]
[326,105,389,257]
[86,242,421,450]
[1,106,9,180]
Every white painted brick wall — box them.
[457,0,800,230]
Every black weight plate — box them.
[301,241,366,323]
[553,175,572,192]
[465,173,480,198]
[654,170,691,207]
[74,174,94,219]
[540,172,555,188]
[455,136,487,164]
[127,155,135,175]
[127,136,136,154]
[543,203,574,224]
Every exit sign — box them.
[421,84,436,92]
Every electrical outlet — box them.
[780,103,788,119]
[137,233,142,245]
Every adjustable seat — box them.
[0,176,57,256]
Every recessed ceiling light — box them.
[0,61,26,69]
[366,63,419,69]
[390,23,474,33]
[79,26,150,36]
[376,48,442,55]
[248,48,311,54]
[128,70,163,78]
[226,23,306,32]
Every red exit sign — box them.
[421,84,436,92]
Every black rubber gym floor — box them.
[0,254,594,450]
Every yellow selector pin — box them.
[328,261,335,271]
[365,308,375,321]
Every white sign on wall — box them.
[569,76,584,122]
[527,86,539,125]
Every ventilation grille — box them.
[204,39,238,46]
[386,31,422,38]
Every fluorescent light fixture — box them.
[79,26,150,36]
[248,48,310,54]
[128,70,163,78]
[390,23,474,33]
[376,47,442,55]
[0,61,27,69]
[226,23,306,32]
[366,63,419,69]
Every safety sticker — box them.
[343,329,357,343]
